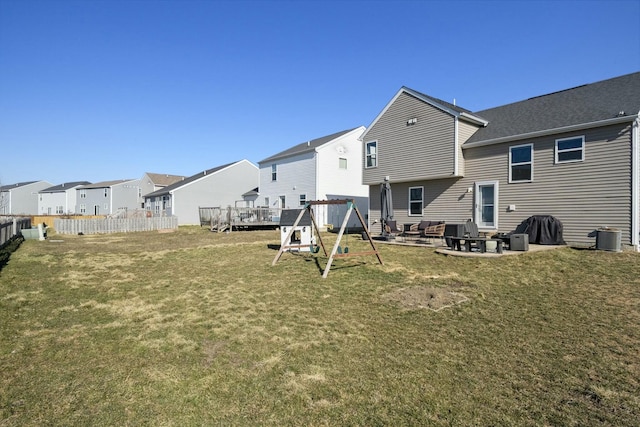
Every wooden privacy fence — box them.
[0,217,31,248]
[54,216,178,235]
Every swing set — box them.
[272,199,383,278]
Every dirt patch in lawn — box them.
[382,285,468,312]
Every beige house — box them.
[361,72,640,250]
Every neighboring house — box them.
[38,181,91,215]
[144,160,259,225]
[361,72,640,251]
[76,179,141,215]
[138,172,186,209]
[258,127,369,229]
[0,181,53,215]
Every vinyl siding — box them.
[173,161,259,225]
[457,120,482,176]
[463,124,631,244]
[363,92,457,185]
[369,123,634,247]
[259,152,317,210]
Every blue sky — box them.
[1,0,639,185]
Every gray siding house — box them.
[144,159,259,225]
[76,179,141,216]
[0,181,54,215]
[362,72,640,250]
[38,181,91,215]
[138,172,186,209]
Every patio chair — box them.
[463,219,482,251]
[384,220,402,237]
[421,222,446,244]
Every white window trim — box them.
[408,186,424,216]
[509,143,534,183]
[271,164,277,181]
[365,140,377,169]
[555,136,585,164]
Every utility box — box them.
[596,227,621,252]
[510,233,529,251]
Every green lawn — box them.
[1,227,639,426]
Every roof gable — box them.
[258,128,361,164]
[360,86,488,141]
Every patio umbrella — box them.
[380,180,394,236]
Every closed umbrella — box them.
[380,180,394,236]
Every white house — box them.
[38,181,90,215]
[0,181,54,215]
[258,127,369,228]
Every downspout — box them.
[454,116,459,176]
[632,116,639,251]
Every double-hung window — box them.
[339,157,347,169]
[408,186,423,216]
[271,164,277,181]
[509,143,533,182]
[555,136,584,163]
[365,141,377,168]
[299,194,306,206]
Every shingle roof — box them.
[144,161,238,197]
[40,182,91,193]
[145,173,186,187]
[78,179,137,189]
[0,181,37,191]
[258,128,359,164]
[466,72,640,144]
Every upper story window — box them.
[339,157,347,169]
[299,194,306,206]
[408,186,424,216]
[365,141,377,168]
[555,136,584,163]
[79,189,86,199]
[104,188,108,197]
[271,164,277,181]
[509,143,533,183]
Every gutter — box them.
[462,115,637,149]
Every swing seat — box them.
[310,245,320,253]
[337,246,342,254]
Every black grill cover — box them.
[514,215,565,245]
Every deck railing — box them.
[199,206,282,231]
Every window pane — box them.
[482,206,494,223]
[558,150,582,162]
[481,186,494,205]
[410,202,422,215]
[410,187,422,200]
[558,138,583,150]
[511,164,531,181]
[511,146,531,163]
